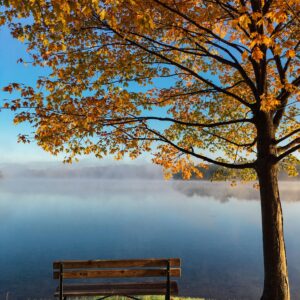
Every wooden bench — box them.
[53,258,181,300]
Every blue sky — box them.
[0,27,58,163]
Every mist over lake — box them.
[0,177,299,300]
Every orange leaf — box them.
[252,47,264,62]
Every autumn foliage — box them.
[0,0,298,178]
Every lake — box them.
[0,179,299,300]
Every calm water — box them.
[0,179,299,300]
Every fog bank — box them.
[0,162,163,180]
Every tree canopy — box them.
[1,0,299,180]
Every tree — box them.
[1,1,300,299]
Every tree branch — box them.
[101,22,253,109]
[145,126,256,169]
[131,30,257,99]
[275,128,300,144]
[278,137,300,152]
[276,144,300,161]
[273,76,300,128]
[101,116,253,128]
[133,116,253,128]
[153,0,245,54]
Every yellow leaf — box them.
[260,94,280,111]
[262,35,273,47]
[99,10,106,20]
[239,14,251,29]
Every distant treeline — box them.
[174,164,300,180]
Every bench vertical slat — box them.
[59,263,63,300]
[166,260,170,300]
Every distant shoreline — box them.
[0,162,299,181]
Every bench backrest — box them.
[53,258,181,280]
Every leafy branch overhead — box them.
[1,0,300,179]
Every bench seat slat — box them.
[54,282,179,297]
[54,268,181,279]
[53,258,180,269]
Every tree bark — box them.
[257,164,290,300]
[256,112,290,300]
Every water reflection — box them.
[173,180,300,203]
[0,179,299,300]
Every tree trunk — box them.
[255,110,290,300]
[257,162,290,300]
